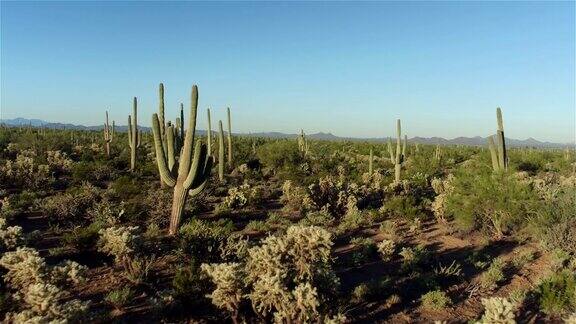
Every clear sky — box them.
[1,1,574,142]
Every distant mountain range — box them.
[1,117,573,148]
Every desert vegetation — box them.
[0,85,575,323]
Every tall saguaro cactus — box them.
[104,111,114,157]
[207,108,213,155]
[227,107,233,168]
[488,107,508,171]
[152,85,213,235]
[387,120,405,182]
[128,97,140,171]
[218,120,225,182]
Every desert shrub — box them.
[433,261,463,280]
[380,195,425,221]
[377,239,396,262]
[62,222,101,250]
[178,219,235,262]
[349,237,377,266]
[528,188,576,254]
[97,225,140,262]
[110,175,141,200]
[244,220,270,233]
[536,270,576,315]
[478,297,516,324]
[122,255,156,285]
[173,259,211,306]
[105,287,133,310]
[299,209,335,227]
[256,140,306,176]
[478,257,507,291]
[420,290,451,311]
[42,182,100,223]
[399,245,430,270]
[335,204,371,235]
[350,277,392,303]
[142,187,172,228]
[445,168,539,238]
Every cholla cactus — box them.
[478,297,516,324]
[201,262,244,320]
[281,180,313,214]
[377,239,396,261]
[223,184,249,209]
[0,247,47,289]
[0,150,50,189]
[98,226,140,262]
[46,150,73,173]
[204,225,338,322]
[0,247,88,322]
[431,175,455,222]
[50,260,88,286]
[0,217,23,251]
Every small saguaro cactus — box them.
[298,129,309,156]
[207,108,213,155]
[218,120,225,182]
[387,119,405,182]
[128,97,140,171]
[402,135,408,159]
[435,144,442,161]
[152,85,213,235]
[104,111,114,157]
[488,107,508,172]
[368,148,373,174]
[227,107,233,168]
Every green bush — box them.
[420,290,451,310]
[537,270,576,315]
[445,168,539,238]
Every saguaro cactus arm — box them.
[488,136,500,171]
[496,107,507,170]
[207,108,212,155]
[152,114,177,187]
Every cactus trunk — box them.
[488,136,499,171]
[169,185,188,235]
[207,108,212,155]
[369,148,373,174]
[218,120,225,182]
[227,107,232,168]
[128,97,139,171]
[394,119,402,182]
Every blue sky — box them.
[1,1,574,142]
